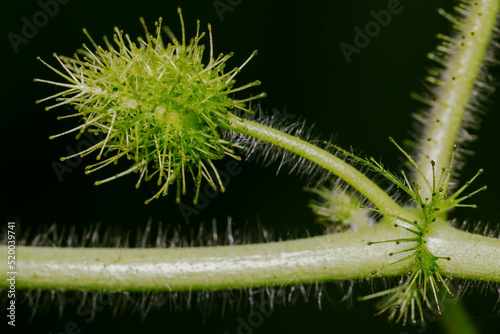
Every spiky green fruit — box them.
[35,8,265,204]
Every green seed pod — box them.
[35,8,265,204]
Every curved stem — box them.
[415,0,500,199]
[224,115,405,222]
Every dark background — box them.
[1,0,500,333]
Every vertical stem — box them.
[415,0,500,199]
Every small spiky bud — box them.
[35,8,265,204]
[308,183,371,232]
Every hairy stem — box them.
[440,300,478,334]
[0,224,406,291]
[426,221,500,281]
[415,0,500,199]
[2,223,499,292]
[224,115,404,221]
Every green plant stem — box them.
[0,224,405,291]
[2,222,499,292]
[440,300,478,334]
[426,220,500,281]
[224,115,404,222]
[415,0,500,199]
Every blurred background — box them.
[1,0,499,333]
